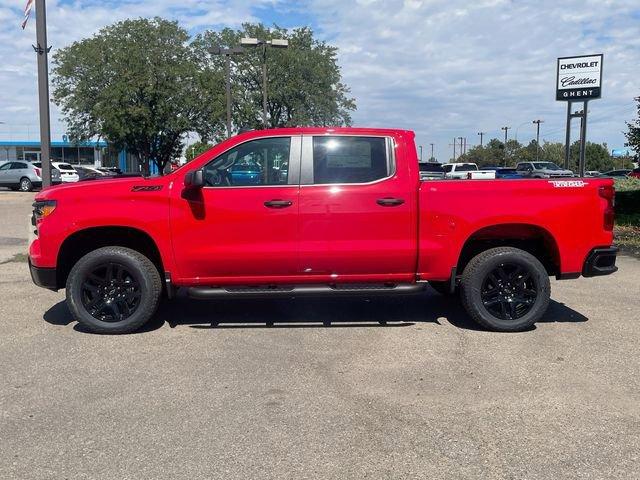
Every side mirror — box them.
[184,169,205,188]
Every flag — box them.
[21,0,35,30]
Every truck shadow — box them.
[43,289,588,334]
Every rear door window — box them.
[11,162,27,169]
[311,136,390,184]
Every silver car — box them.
[0,161,62,191]
[516,161,574,178]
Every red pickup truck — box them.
[29,127,618,334]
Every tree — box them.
[52,18,223,175]
[625,96,640,154]
[194,23,356,133]
[185,141,214,162]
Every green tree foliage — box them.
[185,141,214,162]
[458,138,618,171]
[52,18,222,175]
[625,96,640,153]
[194,23,356,133]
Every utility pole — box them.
[34,0,52,187]
[450,138,456,161]
[458,137,464,158]
[463,137,467,155]
[429,143,434,162]
[210,46,244,138]
[419,145,423,162]
[532,119,544,161]
[501,126,511,166]
[478,131,485,147]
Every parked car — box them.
[0,161,61,191]
[74,165,106,181]
[51,162,79,183]
[441,162,480,179]
[418,162,444,180]
[97,167,123,175]
[228,162,263,185]
[603,169,632,177]
[29,127,618,335]
[466,170,496,179]
[629,168,640,179]
[483,166,523,179]
[516,161,574,178]
[585,171,603,177]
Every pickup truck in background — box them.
[516,161,574,178]
[29,127,618,334]
[442,162,495,179]
[418,162,444,180]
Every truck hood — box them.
[35,175,169,201]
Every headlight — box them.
[32,200,57,222]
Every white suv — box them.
[52,162,79,183]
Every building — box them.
[0,140,157,173]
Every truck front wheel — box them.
[460,247,550,332]
[65,246,162,334]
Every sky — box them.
[1,0,639,161]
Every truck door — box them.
[297,134,417,282]
[170,135,301,283]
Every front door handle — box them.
[264,199,293,209]
[377,197,405,207]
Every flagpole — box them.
[34,0,52,187]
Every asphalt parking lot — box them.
[0,189,638,479]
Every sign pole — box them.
[564,101,572,169]
[34,0,52,188]
[578,100,589,177]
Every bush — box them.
[614,177,640,192]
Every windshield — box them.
[456,164,478,172]
[534,162,561,170]
[419,163,443,172]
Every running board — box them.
[187,283,427,299]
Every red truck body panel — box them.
[30,127,615,288]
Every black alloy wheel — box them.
[480,263,537,321]
[81,262,142,322]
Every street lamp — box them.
[240,37,289,127]
[477,131,485,147]
[532,119,544,161]
[501,126,511,166]
[210,46,244,138]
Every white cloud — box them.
[308,0,640,159]
[0,0,638,161]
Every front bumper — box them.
[582,247,618,277]
[28,258,58,291]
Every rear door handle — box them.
[264,199,293,209]
[376,197,405,207]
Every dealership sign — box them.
[556,54,603,101]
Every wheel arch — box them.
[456,223,561,277]
[56,226,164,289]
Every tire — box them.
[460,247,550,332]
[65,246,162,334]
[429,280,455,296]
[19,177,33,192]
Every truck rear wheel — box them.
[65,246,162,334]
[460,247,550,332]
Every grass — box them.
[0,252,29,265]
[615,213,640,257]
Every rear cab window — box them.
[308,136,392,184]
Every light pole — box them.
[34,0,52,187]
[210,46,244,138]
[501,126,511,166]
[514,120,530,143]
[240,37,289,128]
[458,137,464,158]
[429,143,434,162]
[532,119,544,161]
[477,131,485,147]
